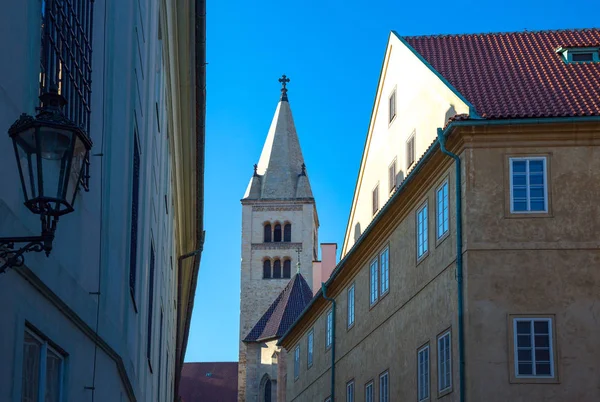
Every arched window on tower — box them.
[283,259,291,278]
[264,223,272,243]
[264,380,271,402]
[284,223,292,242]
[273,259,281,278]
[274,224,282,242]
[263,260,271,279]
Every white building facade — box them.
[0,0,205,401]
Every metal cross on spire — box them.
[279,74,290,102]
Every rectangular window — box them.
[307,329,314,368]
[21,328,64,402]
[418,345,430,401]
[294,345,300,380]
[406,132,416,169]
[417,202,428,259]
[129,133,141,300]
[326,309,333,349]
[379,371,389,402]
[147,243,156,363]
[389,90,396,123]
[514,318,554,377]
[437,331,452,393]
[347,284,355,328]
[369,258,379,305]
[388,160,397,193]
[436,180,449,239]
[347,380,355,402]
[509,157,548,213]
[365,381,374,402]
[372,184,379,216]
[380,247,389,295]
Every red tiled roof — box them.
[179,362,238,402]
[403,29,600,119]
[244,273,314,342]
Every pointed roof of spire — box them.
[243,273,314,343]
[243,76,314,200]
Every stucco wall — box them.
[0,0,183,401]
[342,33,470,257]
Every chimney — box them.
[320,243,337,283]
[312,260,322,296]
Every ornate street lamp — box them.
[0,88,92,273]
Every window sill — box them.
[416,251,429,266]
[347,322,355,331]
[509,375,559,384]
[437,386,452,398]
[369,299,379,311]
[435,231,450,248]
[505,211,553,219]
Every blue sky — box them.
[185,0,599,362]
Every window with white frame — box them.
[347,380,355,402]
[372,184,379,216]
[21,328,64,402]
[509,157,548,213]
[365,381,374,402]
[325,398,332,402]
[417,345,430,401]
[307,329,314,368]
[389,90,396,123]
[294,345,300,380]
[380,246,389,295]
[406,132,416,169]
[379,371,389,402]
[389,159,397,193]
[437,331,452,392]
[436,180,449,239]
[514,318,554,377]
[348,284,355,328]
[417,202,428,259]
[369,258,379,305]
[326,309,333,349]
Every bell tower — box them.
[238,76,319,401]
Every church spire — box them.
[243,75,314,200]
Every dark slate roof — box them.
[402,29,600,119]
[179,362,238,402]
[244,273,314,342]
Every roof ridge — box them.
[400,27,600,40]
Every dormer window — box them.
[556,46,600,63]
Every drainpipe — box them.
[321,283,336,401]
[437,128,465,402]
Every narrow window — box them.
[347,284,355,328]
[436,180,449,239]
[514,318,554,377]
[510,157,548,213]
[406,132,416,169]
[294,345,300,380]
[21,328,64,402]
[273,260,281,278]
[379,371,389,402]
[307,329,314,368]
[417,202,428,259]
[265,379,272,402]
[263,260,271,279]
[147,243,156,363]
[418,345,430,401]
[365,381,374,402]
[129,132,141,300]
[389,90,396,123]
[380,247,389,295]
[274,224,282,242]
[264,223,272,242]
[370,258,379,305]
[437,331,452,393]
[347,380,355,402]
[326,309,333,349]
[372,184,379,216]
[388,159,397,193]
[157,310,164,398]
[283,260,291,278]
[284,223,292,242]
